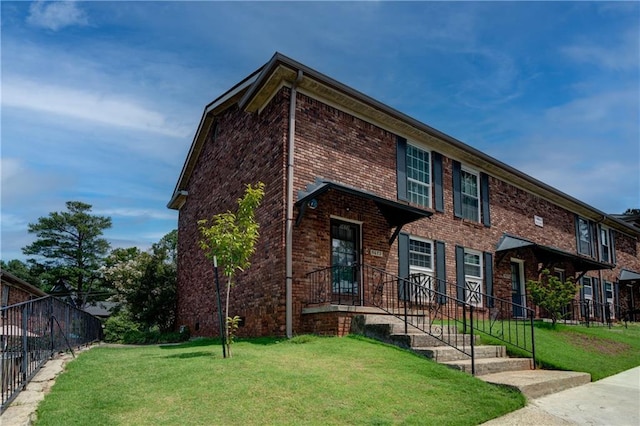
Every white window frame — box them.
[582,276,594,317]
[460,166,481,222]
[409,236,434,302]
[406,143,431,208]
[554,268,566,283]
[600,226,612,263]
[464,249,483,306]
[604,281,614,319]
[577,217,592,256]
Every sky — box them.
[1,1,639,262]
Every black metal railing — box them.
[556,299,630,328]
[306,264,535,375]
[1,296,102,413]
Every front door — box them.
[511,261,525,318]
[331,219,360,304]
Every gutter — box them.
[285,70,303,338]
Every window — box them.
[452,160,490,226]
[576,217,592,256]
[409,237,434,302]
[461,169,480,222]
[582,277,593,317]
[554,268,566,283]
[406,144,431,208]
[464,249,483,306]
[604,281,613,303]
[409,238,433,270]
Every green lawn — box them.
[35,335,524,426]
[480,322,640,381]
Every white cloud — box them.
[561,28,639,71]
[95,208,177,221]
[27,1,89,31]
[2,77,190,138]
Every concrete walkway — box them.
[483,366,640,425]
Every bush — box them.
[104,313,190,344]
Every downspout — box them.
[286,70,303,338]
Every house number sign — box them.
[370,249,383,257]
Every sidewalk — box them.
[483,366,640,425]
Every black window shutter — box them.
[396,136,408,202]
[452,160,462,218]
[574,215,581,254]
[433,152,444,212]
[435,241,446,304]
[455,245,465,301]
[398,232,410,300]
[593,278,600,304]
[484,252,494,308]
[590,221,597,258]
[614,281,620,316]
[610,230,617,264]
[481,172,491,227]
[580,277,587,317]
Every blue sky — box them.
[2,1,639,261]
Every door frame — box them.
[329,216,363,305]
[510,258,526,318]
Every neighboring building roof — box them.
[495,234,613,272]
[168,52,640,238]
[0,269,47,298]
[611,214,640,232]
[83,301,118,318]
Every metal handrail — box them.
[305,263,536,375]
[1,296,102,413]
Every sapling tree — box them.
[527,269,578,326]
[198,182,264,357]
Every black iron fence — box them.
[305,263,535,375]
[1,296,102,413]
[556,299,632,328]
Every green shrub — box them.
[103,313,141,343]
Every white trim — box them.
[464,248,483,306]
[406,143,432,209]
[460,166,481,223]
[510,258,526,317]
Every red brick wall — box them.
[176,90,289,337]
[177,84,640,337]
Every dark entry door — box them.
[511,262,524,317]
[331,219,360,303]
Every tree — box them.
[102,230,177,332]
[623,208,640,215]
[527,269,578,326]
[198,182,264,357]
[22,201,112,308]
[0,259,44,289]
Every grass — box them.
[479,321,640,381]
[35,335,524,426]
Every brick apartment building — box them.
[168,53,640,338]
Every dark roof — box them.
[619,269,640,284]
[0,269,47,297]
[296,178,432,228]
[83,301,118,317]
[496,234,613,272]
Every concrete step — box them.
[442,356,533,376]
[479,370,591,399]
[414,345,506,362]
[395,332,476,348]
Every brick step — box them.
[391,332,476,348]
[414,345,506,362]
[442,357,533,376]
[479,370,591,399]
